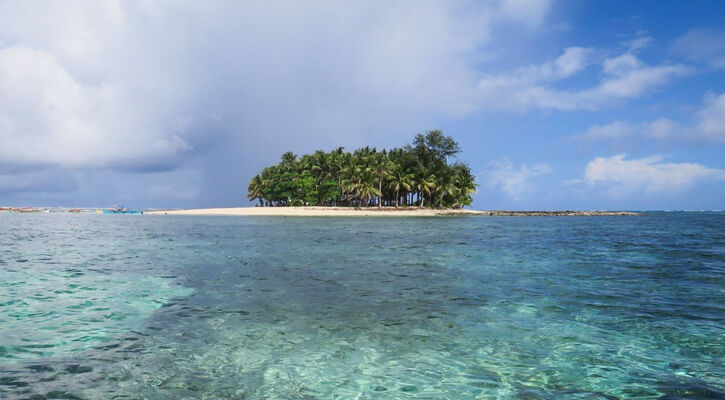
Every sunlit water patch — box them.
[0,214,192,364]
[0,212,723,399]
[0,270,191,361]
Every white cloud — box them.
[594,61,687,99]
[496,0,551,28]
[0,45,192,169]
[695,92,725,141]
[575,118,678,141]
[476,48,689,111]
[574,92,725,143]
[625,34,653,54]
[672,28,725,69]
[582,154,725,198]
[521,47,594,82]
[602,53,641,75]
[481,158,553,201]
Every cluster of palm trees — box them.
[247,131,477,208]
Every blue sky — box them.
[0,1,723,210]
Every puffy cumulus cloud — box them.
[574,92,725,143]
[672,28,725,69]
[476,47,689,111]
[481,158,552,201]
[594,57,688,100]
[0,45,192,170]
[0,0,553,203]
[582,154,725,198]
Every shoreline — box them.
[145,207,639,217]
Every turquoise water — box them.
[0,213,723,399]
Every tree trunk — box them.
[378,179,383,208]
[394,188,399,208]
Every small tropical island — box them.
[247,130,476,209]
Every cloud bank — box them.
[0,0,553,205]
[476,46,689,111]
[575,92,725,143]
[0,1,554,170]
[581,154,725,198]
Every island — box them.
[144,131,637,217]
[246,130,476,209]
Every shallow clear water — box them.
[0,213,723,399]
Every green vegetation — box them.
[247,131,477,208]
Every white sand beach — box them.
[146,206,479,217]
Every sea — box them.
[0,212,723,399]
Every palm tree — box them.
[432,178,453,208]
[389,167,413,208]
[331,149,351,205]
[452,164,477,208]
[416,172,436,207]
[340,154,364,206]
[281,151,297,165]
[372,150,392,208]
[356,170,381,207]
[247,175,265,206]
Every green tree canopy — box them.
[246,131,477,208]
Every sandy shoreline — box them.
[145,207,638,217]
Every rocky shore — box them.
[469,210,639,216]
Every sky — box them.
[0,0,724,210]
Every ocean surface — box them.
[0,213,723,399]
